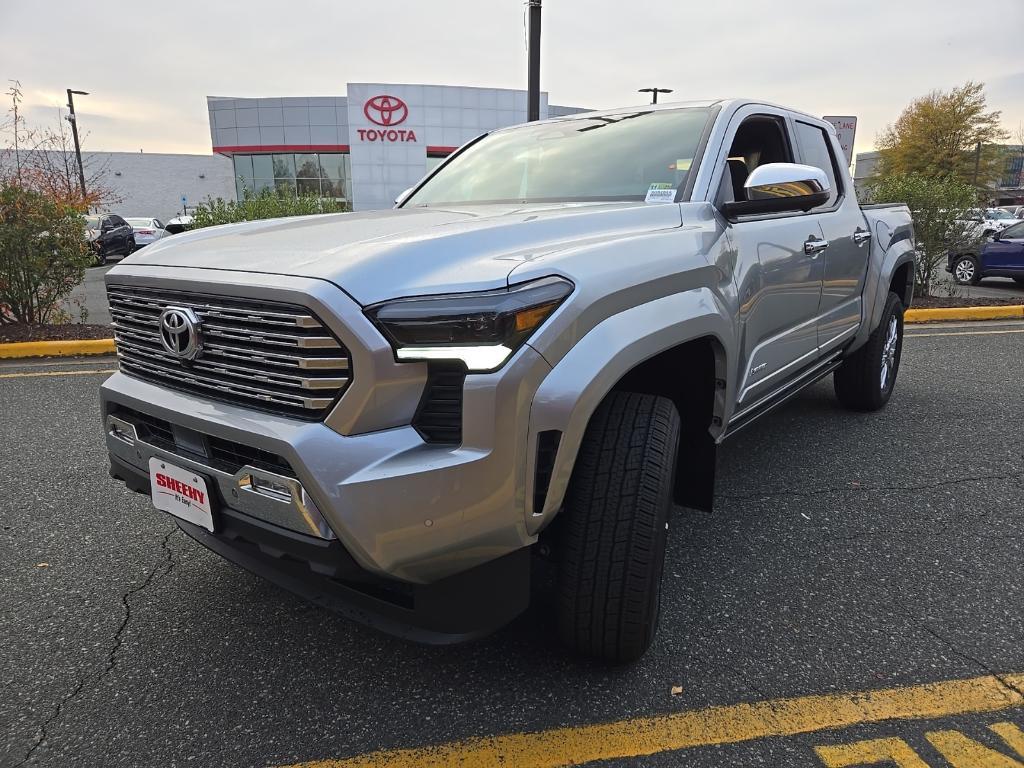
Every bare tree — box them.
[0,83,117,211]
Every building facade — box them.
[207,83,586,211]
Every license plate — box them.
[149,457,215,532]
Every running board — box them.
[723,351,844,439]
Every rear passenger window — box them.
[795,122,841,208]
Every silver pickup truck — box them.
[101,99,915,662]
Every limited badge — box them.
[645,183,676,204]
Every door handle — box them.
[853,230,872,245]
[804,237,830,256]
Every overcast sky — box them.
[2,0,1022,159]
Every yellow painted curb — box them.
[905,304,1024,323]
[0,305,1020,357]
[0,338,115,359]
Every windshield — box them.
[987,209,1013,219]
[126,218,151,227]
[405,107,712,206]
[85,215,101,230]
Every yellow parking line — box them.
[0,368,117,379]
[905,329,1024,338]
[279,672,1024,768]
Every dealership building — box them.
[206,82,586,210]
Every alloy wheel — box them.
[879,315,899,391]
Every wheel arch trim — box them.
[524,288,732,534]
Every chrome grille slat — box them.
[107,290,319,328]
[114,338,348,390]
[108,285,351,419]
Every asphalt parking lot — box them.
[1,320,1022,768]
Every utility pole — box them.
[972,141,982,187]
[66,89,89,205]
[638,87,673,105]
[527,0,541,122]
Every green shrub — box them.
[0,183,92,324]
[190,188,348,229]
[867,173,981,297]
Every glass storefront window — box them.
[252,155,274,180]
[272,154,295,179]
[296,178,322,197]
[230,152,350,201]
[295,154,320,179]
[233,155,254,179]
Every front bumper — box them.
[108,455,529,643]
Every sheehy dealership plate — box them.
[148,457,214,532]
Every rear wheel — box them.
[952,256,980,285]
[556,391,680,663]
[125,238,136,256]
[833,292,904,412]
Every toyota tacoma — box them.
[101,99,915,662]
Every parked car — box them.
[101,99,915,662]
[126,217,168,248]
[997,205,1024,219]
[948,221,1024,285]
[163,215,193,235]
[85,213,135,265]
[980,208,1022,234]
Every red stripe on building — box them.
[426,146,458,155]
[213,144,351,154]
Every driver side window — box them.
[716,115,794,206]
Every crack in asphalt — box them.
[896,598,1024,702]
[16,527,178,766]
[715,471,1023,502]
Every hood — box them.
[121,203,683,305]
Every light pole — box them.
[527,0,542,121]
[65,89,89,204]
[638,87,673,105]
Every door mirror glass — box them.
[721,163,831,219]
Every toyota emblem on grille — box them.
[158,306,203,361]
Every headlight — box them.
[367,276,573,372]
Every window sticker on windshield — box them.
[645,183,676,204]
[670,158,693,172]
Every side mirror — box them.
[394,187,414,207]
[721,163,831,219]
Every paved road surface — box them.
[1,321,1022,767]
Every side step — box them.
[723,352,843,439]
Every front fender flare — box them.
[524,287,732,535]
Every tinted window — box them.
[1002,222,1024,239]
[795,122,841,208]
[110,215,127,227]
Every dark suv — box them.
[86,214,136,265]
[949,221,1024,285]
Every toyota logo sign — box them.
[158,306,203,361]
[364,95,408,127]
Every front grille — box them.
[112,405,295,478]
[108,285,351,420]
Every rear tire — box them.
[952,255,980,285]
[556,391,680,663]
[833,291,904,412]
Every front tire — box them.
[952,255,980,285]
[833,291,904,412]
[556,391,680,663]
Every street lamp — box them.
[65,89,89,205]
[638,87,673,105]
